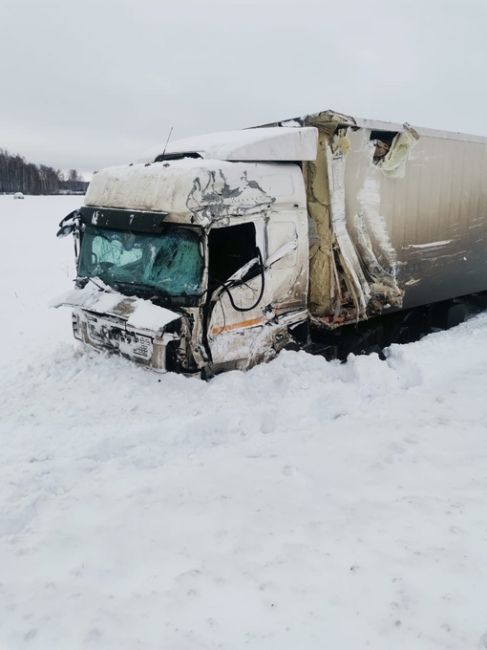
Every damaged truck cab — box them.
[55,132,313,374]
[55,110,487,374]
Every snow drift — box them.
[1,196,487,649]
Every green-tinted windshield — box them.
[78,225,204,296]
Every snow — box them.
[50,282,123,312]
[126,300,179,331]
[1,195,487,649]
[85,158,305,220]
[52,282,180,331]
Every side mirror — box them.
[56,210,80,238]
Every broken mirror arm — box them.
[56,210,81,238]
[265,240,297,268]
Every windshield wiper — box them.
[110,280,170,301]
[87,276,109,292]
[76,275,112,292]
[78,275,175,305]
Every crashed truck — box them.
[54,109,487,375]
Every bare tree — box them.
[0,149,87,195]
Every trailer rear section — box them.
[263,110,487,330]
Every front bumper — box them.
[73,308,177,372]
[51,282,184,372]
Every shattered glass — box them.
[78,225,203,296]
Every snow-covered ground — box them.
[1,195,487,650]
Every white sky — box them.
[1,0,486,174]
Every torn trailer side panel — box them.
[298,111,487,326]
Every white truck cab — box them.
[55,127,317,374]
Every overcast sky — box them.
[1,0,486,175]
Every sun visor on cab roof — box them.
[79,206,170,234]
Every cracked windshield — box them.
[78,225,203,296]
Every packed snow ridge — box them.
[1,196,487,650]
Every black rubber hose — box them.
[217,250,265,313]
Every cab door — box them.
[206,221,270,369]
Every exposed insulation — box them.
[302,131,334,315]
[377,124,420,178]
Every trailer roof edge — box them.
[255,109,487,145]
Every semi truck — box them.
[54,109,487,375]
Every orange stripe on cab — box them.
[211,317,264,336]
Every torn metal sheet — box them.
[376,124,420,178]
[355,175,402,308]
[325,133,370,317]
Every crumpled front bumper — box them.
[72,308,177,371]
[51,282,182,372]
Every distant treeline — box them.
[0,148,88,195]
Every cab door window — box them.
[207,223,257,289]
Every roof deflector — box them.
[156,126,319,162]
